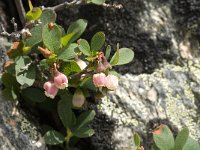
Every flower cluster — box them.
[43,69,68,99]
[93,73,119,90]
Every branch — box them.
[44,0,83,11]
[102,3,123,9]
[14,0,26,25]
[0,24,21,41]
[44,0,123,12]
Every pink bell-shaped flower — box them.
[96,61,106,72]
[72,89,85,108]
[43,81,58,99]
[102,56,112,70]
[105,74,118,90]
[54,71,68,89]
[93,73,106,87]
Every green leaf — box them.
[73,110,96,131]
[105,45,111,59]
[39,59,50,70]
[110,48,119,65]
[67,19,88,43]
[90,0,105,5]
[73,127,94,138]
[62,61,81,76]
[153,125,174,150]
[78,39,91,56]
[1,73,19,101]
[80,77,97,92]
[133,133,140,147]
[26,24,43,47]
[21,87,46,103]
[174,128,189,150]
[182,137,200,150]
[57,43,77,61]
[57,94,73,128]
[2,73,17,89]
[39,9,56,25]
[26,7,42,21]
[15,56,36,86]
[44,130,65,145]
[61,32,75,47]
[107,70,121,78]
[151,144,160,150]
[91,32,105,52]
[110,48,134,66]
[2,88,17,101]
[42,23,61,52]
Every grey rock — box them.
[0,92,47,150]
[91,62,200,150]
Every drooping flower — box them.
[102,56,112,70]
[105,74,118,90]
[54,71,68,89]
[93,73,106,87]
[96,61,106,72]
[43,81,58,99]
[72,89,85,108]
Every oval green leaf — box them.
[42,24,61,52]
[91,32,105,52]
[44,130,65,145]
[39,9,56,25]
[73,127,94,138]
[91,0,105,5]
[21,87,46,103]
[78,39,91,56]
[174,128,189,150]
[67,19,88,43]
[153,125,174,150]
[110,48,134,66]
[57,95,73,128]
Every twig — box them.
[102,3,123,9]
[11,18,18,32]
[44,0,123,12]
[14,0,26,25]
[0,24,21,41]
[44,0,83,11]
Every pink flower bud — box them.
[76,59,87,70]
[96,61,106,72]
[105,74,118,90]
[43,81,58,99]
[72,89,85,107]
[93,73,106,87]
[54,72,68,89]
[102,56,112,70]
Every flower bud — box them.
[76,59,87,70]
[54,71,68,89]
[38,46,52,58]
[105,74,118,90]
[43,81,58,99]
[48,22,55,30]
[93,73,106,87]
[96,61,106,72]
[72,89,85,107]
[102,56,112,70]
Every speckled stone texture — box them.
[1,0,200,149]
[0,94,47,150]
[93,61,200,149]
